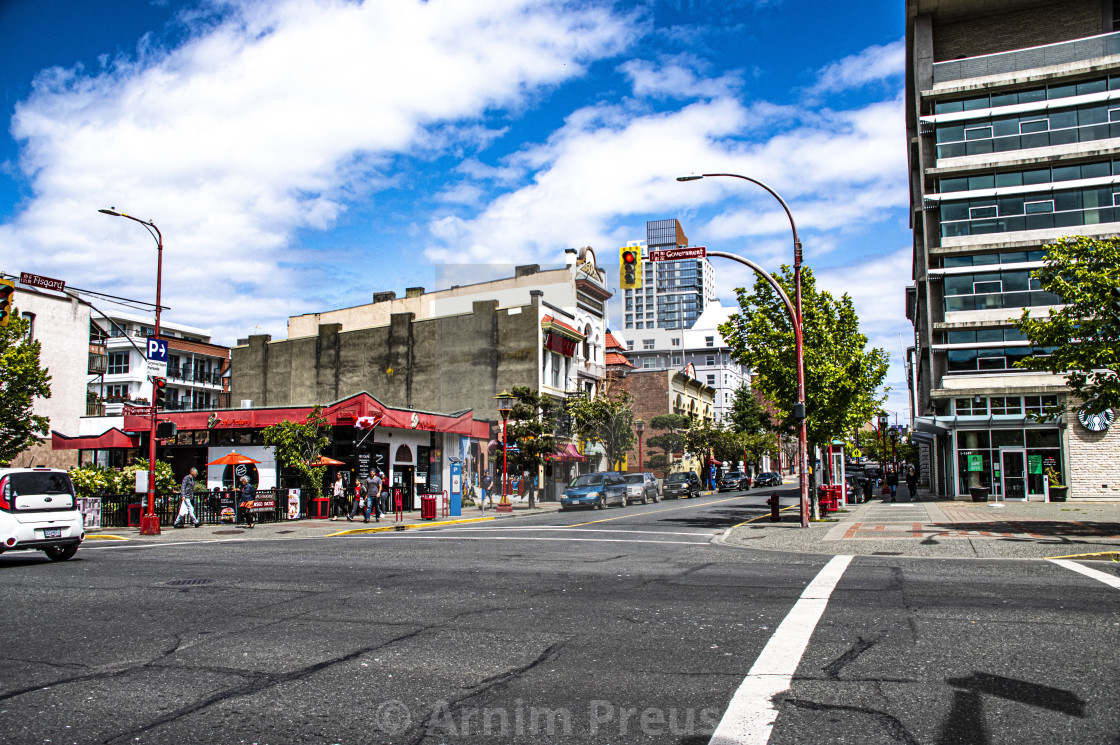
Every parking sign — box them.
[146,337,168,377]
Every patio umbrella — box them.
[309,455,345,467]
[207,451,261,466]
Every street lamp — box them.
[677,173,810,528]
[877,412,890,493]
[99,208,163,536]
[633,418,645,473]
[495,390,514,513]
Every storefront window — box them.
[955,427,1062,497]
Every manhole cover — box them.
[167,579,214,586]
[212,530,243,535]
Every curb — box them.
[84,534,129,541]
[325,516,496,537]
[1044,551,1120,562]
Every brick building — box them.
[614,365,715,477]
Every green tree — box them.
[720,266,889,515]
[683,416,724,484]
[740,431,779,473]
[262,406,331,502]
[566,388,636,471]
[504,386,556,509]
[728,384,773,435]
[646,413,690,470]
[0,310,52,465]
[1015,235,1120,415]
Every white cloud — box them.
[0,0,634,342]
[620,54,742,100]
[806,39,905,97]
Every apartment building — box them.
[622,219,717,332]
[906,0,1120,499]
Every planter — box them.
[969,486,990,502]
[1048,486,1068,502]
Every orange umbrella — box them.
[207,451,261,466]
[309,455,345,467]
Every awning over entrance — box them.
[548,443,586,462]
[51,428,140,450]
[914,416,952,436]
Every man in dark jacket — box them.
[239,476,255,528]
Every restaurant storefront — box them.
[62,393,490,513]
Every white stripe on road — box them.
[380,535,712,546]
[1049,559,1120,590]
[448,526,718,537]
[709,554,854,745]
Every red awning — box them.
[51,428,140,450]
[549,443,586,462]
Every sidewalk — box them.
[86,500,562,544]
[721,485,1120,560]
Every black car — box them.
[663,471,702,499]
[717,471,750,492]
[755,471,783,487]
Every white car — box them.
[0,467,85,562]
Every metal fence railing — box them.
[95,488,292,528]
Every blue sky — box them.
[0,0,913,418]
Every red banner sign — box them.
[20,272,65,292]
[648,247,706,262]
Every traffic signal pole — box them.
[99,209,163,535]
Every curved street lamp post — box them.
[677,173,810,528]
[98,208,164,536]
[495,390,514,513]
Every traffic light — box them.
[152,377,167,409]
[1111,286,1120,320]
[620,246,642,290]
[0,278,13,327]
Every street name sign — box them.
[648,246,706,262]
[146,337,168,377]
[123,405,153,417]
[19,272,65,293]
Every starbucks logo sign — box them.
[1077,408,1114,432]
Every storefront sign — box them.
[250,495,275,512]
[1028,455,1043,475]
[967,454,984,472]
[123,404,153,417]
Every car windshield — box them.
[624,474,644,483]
[723,472,742,479]
[666,473,689,482]
[570,474,604,487]
[8,472,74,496]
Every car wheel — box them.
[619,492,627,507]
[641,492,648,504]
[597,496,606,509]
[43,545,77,562]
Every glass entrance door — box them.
[1000,448,1027,501]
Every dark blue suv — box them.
[560,471,628,510]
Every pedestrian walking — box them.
[174,467,202,528]
[238,476,256,528]
[480,472,493,509]
[886,468,899,502]
[331,473,346,521]
[355,470,382,523]
[906,465,918,498]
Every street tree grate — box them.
[167,579,214,586]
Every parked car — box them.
[560,471,628,510]
[717,471,750,492]
[0,467,85,562]
[755,471,783,487]
[662,471,702,499]
[624,472,660,504]
[845,474,866,504]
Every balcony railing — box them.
[86,400,106,417]
[933,31,1120,85]
[88,354,107,374]
[166,366,223,385]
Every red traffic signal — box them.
[619,247,642,289]
[152,377,167,409]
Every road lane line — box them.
[709,554,854,745]
[566,495,756,528]
[377,535,713,545]
[445,526,719,537]
[1048,559,1120,590]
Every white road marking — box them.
[1049,559,1120,590]
[708,554,854,745]
[446,526,718,537]
[379,534,713,546]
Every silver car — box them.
[623,472,659,504]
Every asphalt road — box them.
[1,488,1118,745]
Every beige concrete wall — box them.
[1067,406,1120,499]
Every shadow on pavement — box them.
[659,507,767,530]
[935,520,1120,539]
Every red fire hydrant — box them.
[768,493,781,522]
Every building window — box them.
[672,355,681,365]
[626,341,634,351]
[20,312,35,339]
[643,339,655,350]
[105,383,129,400]
[706,354,715,366]
[705,336,714,347]
[706,374,715,385]
[671,338,680,346]
[643,358,656,369]
[107,351,130,375]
